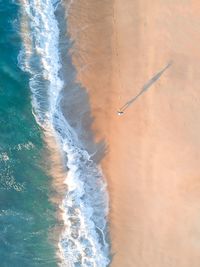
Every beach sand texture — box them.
[67,1,200,266]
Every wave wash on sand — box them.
[18,0,110,266]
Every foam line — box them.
[18,0,110,266]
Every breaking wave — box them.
[18,0,110,266]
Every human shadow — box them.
[119,61,173,113]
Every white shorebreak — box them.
[19,0,110,266]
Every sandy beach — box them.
[67,1,200,266]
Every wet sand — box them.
[67,1,200,266]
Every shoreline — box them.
[54,2,111,265]
[68,1,200,266]
[19,0,111,265]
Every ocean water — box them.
[0,0,110,266]
[0,1,57,266]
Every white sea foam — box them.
[19,0,110,266]
[0,152,9,162]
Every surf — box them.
[18,0,110,266]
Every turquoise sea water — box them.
[0,1,57,266]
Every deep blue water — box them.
[0,1,57,266]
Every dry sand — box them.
[67,1,200,266]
